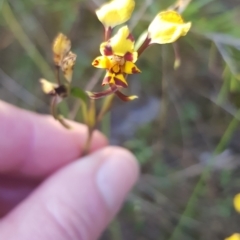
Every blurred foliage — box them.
[1,0,240,239]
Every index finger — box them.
[0,101,108,178]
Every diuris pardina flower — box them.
[137,10,191,57]
[88,26,141,101]
[148,10,191,44]
[96,0,135,29]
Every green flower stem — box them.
[82,100,96,156]
[169,108,240,240]
[50,96,70,129]
[97,94,115,123]
[55,66,61,85]
[216,70,230,105]
[82,126,94,157]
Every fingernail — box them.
[96,149,138,210]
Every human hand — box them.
[0,101,139,240]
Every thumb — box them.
[0,147,139,240]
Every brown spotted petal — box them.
[102,71,113,86]
[92,56,111,70]
[61,51,77,82]
[100,42,113,56]
[52,33,71,67]
[124,51,138,63]
[123,61,141,74]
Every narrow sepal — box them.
[115,90,138,101]
[86,84,118,99]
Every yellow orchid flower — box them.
[96,0,135,29]
[225,233,240,240]
[148,10,191,44]
[233,193,240,213]
[88,26,140,101]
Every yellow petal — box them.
[92,56,111,69]
[225,233,240,240]
[123,61,141,74]
[102,71,114,85]
[233,193,240,213]
[109,26,135,56]
[96,0,135,28]
[113,73,128,88]
[52,33,71,66]
[61,51,77,82]
[39,79,57,95]
[148,10,191,44]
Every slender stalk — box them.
[137,35,151,57]
[97,94,115,123]
[105,27,112,41]
[216,67,230,105]
[82,126,94,156]
[55,66,61,85]
[50,96,58,119]
[50,96,71,129]
[173,42,181,69]
[82,99,96,156]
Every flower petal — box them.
[109,26,135,56]
[114,74,128,88]
[115,90,138,101]
[123,61,141,74]
[102,71,114,85]
[96,0,135,28]
[92,56,111,69]
[124,51,138,63]
[148,10,191,44]
[100,42,113,56]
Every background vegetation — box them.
[1,0,240,239]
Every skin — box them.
[0,100,139,240]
